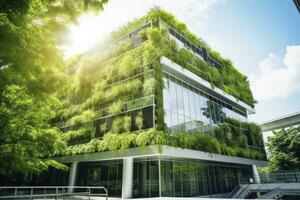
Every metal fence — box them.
[0,186,108,200]
[260,172,300,183]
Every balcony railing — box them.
[260,172,300,184]
[160,20,222,69]
[59,95,155,132]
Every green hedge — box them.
[62,127,266,161]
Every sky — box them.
[62,0,300,125]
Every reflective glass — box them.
[159,159,253,197]
[162,74,249,134]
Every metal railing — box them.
[260,172,300,184]
[0,186,108,200]
[226,185,241,198]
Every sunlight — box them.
[62,13,107,58]
[61,0,158,58]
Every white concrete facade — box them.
[122,157,134,199]
[68,161,78,192]
[252,164,261,184]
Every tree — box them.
[0,85,66,175]
[268,126,300,171]
[0,0,108,177]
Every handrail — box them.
[256,186,281,199]
[260,171,300,183]
[0,186,108,200]
[232,184,251,199]
[226,184,241,198]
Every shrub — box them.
[135,112,143,130]
[111,117,125,133]
[124,115,132,132]
[108,101,123,115]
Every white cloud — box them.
[250,45,300,102]
[61,0,223,58]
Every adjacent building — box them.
[260,112,300,132]
[16,9,267,198]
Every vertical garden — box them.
[52,8,265,160]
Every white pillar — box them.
[68,162,78,192]
[122,157,133,199]
[252,164,261,184]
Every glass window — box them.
[188,87,196,120]
[159,159,253,197]
[133,160,159,198]
[175,79,184,115]
[182,84,190,119]
[161,161,174,197]
[169,78,177,112]
[76,160,123,197]
[163,77,170,110]
[173,162,182,197]
[162,74,249,134]
[182,163,191,196]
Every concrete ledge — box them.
[55,145,268,167]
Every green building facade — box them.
[26,9,268,198]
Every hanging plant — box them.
[124,115,132,132]
[135,112,143,131]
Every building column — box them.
[122,157,133,199]
[252,164,261,184]
[68,162,78,192]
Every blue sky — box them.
[64,0,300,123]
[198,0,300,123]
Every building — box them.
[260,111,300,132]
[294,0,300,14]
[17,9,267,198]
[260,112,300,156]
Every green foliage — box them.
[110,8,255,106]
[124,115,132,132]
[67,110,95,125]
[136,129,167,146]
[108,100,123,115]
[225,118,264,149]
[119,54,139,77]
[63,127,264,160]
[268,126,300,171]
[0,85,66,176]
[135,112,143,131]
[111,117,125,134]
[174,132,221,154]
[143,77,157,96]
[36,7,264,171]
[0,0,108,177]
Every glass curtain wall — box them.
[133,158,252,198]
[163,72,248,134]
[76,160,123,197]
[133,159,159,198]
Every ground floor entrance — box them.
[68,157,254,198]
[1,146,265,199]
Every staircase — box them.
[231,184,251,199]
[257,188,300,199]
[230,183,300,199]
